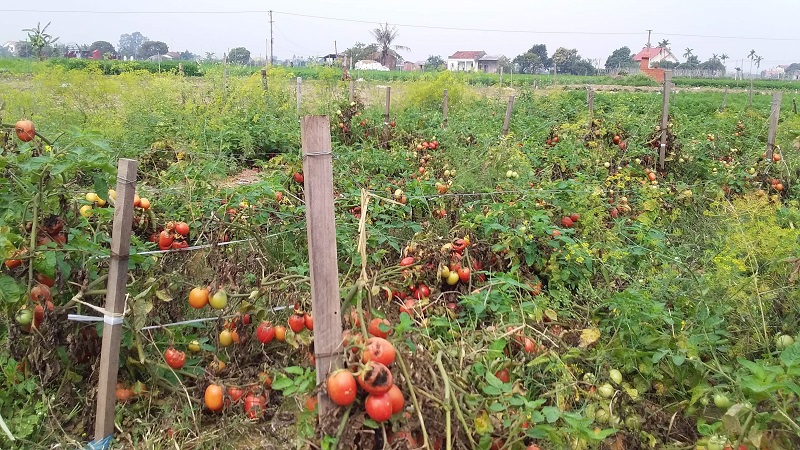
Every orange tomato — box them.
[204,384,224,411]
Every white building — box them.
[448,51,487,72]
[354,60,388,71]
[2,41,18,55]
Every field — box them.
[1,63,799,450]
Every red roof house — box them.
[633,47,679,66]
[448,51,487,72]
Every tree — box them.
[720,54,729,66]
[179,50,197,61]
[497,55,513,73]
[424,55,446,70]
[654,60,679,69]
[118,32,148,59]
[345,42,378,64]
[513,44,550,74]
[204,52,217,62]
[604,46,636,70]
[228,47,251,65]
[700,57,725,75]
[371,23,409,68]
[657,39,670,49]
[15,41,33,58]
[138,41,168,59]
[552,47,595,75]
[0,46,10,58]
[678,55,700,69]
[88,41,115,56]
[682,48,694,62]
[512,52,542,74]
[23,21,59,61]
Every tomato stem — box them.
[396,351,432,450]
[435,351,452,450]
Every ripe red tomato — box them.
[569,213,580,223]
[226,386,245,404]
[415,284,431,299]
[561,216,574,228]
[327,369,357,406]
[386,384,404,414]
[158,230,174,250]
[174,221,190,237]
[288,313,306,333]
[357,361,394,395]
[15,120,35,142]
[293,172,304,183]
[29,284,52,303]
[34,273,55,288]
[458,267,471,283]
[368,318,391,338]
[495,368,510,383]
[171,239,188,250]
[165,347,186,370]
[362,337,396,366]
[399,256,415,266]
[304,313,313,331]
[613,135,621,144]
[256,322,275,344]
[243,393,267,419]
[365,393,394,422]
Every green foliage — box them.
[403,71,468,109]
[0,356,46,445]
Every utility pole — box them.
[646,29,652,48]
[269,10,274,66]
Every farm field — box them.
[1,66,799,450]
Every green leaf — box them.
[270,375,293,391]
[482,385,501,396]
[672,353,686,366]
[780,343,800,368]
[486,371,503,388]
[0,275,23,303]
[488,401,506,413]
[285,366,305,375]
[542,406,560,423]
[93,173,109,201]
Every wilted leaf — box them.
[155,289,173,302]
[131,296,153,331]
[579,328,601,348]
[474,410,492,435]
[543,308,558,322]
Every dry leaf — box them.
[579,328,601,348]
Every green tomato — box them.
[775,334,795,350]
[209,289,228,310]
[713,393,731,409]
[609,369,623,385]
[16,308,33,326]
[597,383,614,399]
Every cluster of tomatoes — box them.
[15,281,55,333]
[545,134,560,148]
[612,134,628,151]
[326,318,404,423]
[203,380,270,420]
[152,221,191,250]
[559,213,580,229]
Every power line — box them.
[4,8,800,42]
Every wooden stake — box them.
[348,80,355,103]
[261,69,267,91]
[93,158,138,443]
[766,92,782,160]
[502,95,515,136]
[659,71,673,170]
[442,89,449,129]
[720,87,728,112]
[300,116,342,419]
[793,98,797,114]
[587,88,594,125]
[178,62,184,76]
[382,87,391,148]
[748,77,754,108]
[296,77,302,117]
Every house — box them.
[448,51,486,72]
[762,66,785,79]
[633,47,679,67]
[321,53,344,65]
[148,54,174,62]
[478,55,502,73]
[166,52,182,60]
[354,60,388,71]
[402,61,421,71]
[2,41,18,55]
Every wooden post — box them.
[659,71,673,170]
[587,88,594,125]
[793,98,797,114]
[720,87,728,112]
[348,80,355,103]
[261,69,267,91]
[499,66,503,92]
[766,92,782,161]
[442,89,449,129]
[93,159,138,443]
[300,116,342,419]
[382,87,391,148]
[178,62,184,76]
[296,77,302,117]
[502,95,515,136]
[748,77,754,108]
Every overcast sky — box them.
[1,1,799,69]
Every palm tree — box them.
[747,50,758,77]
[735,67,742,80]
[657,39,670,49]
[720,54,729,65]
[23,21,59,61]
[711,53,719,61]
[371,22,410,69]
[683,48,694,62]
